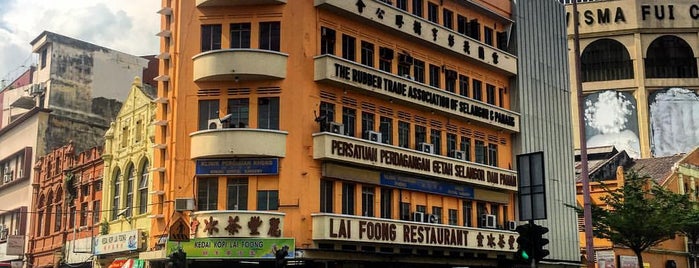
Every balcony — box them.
[192,49,288,82]
[314,55,520,133]
[190,128,288,159]
[314,0,516,75]
[313,132,518,191]
[196,0,286,7]
[191,210,286,238]
[312,213,518,252]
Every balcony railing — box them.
[190,128,288,159]
[192,49,288,82]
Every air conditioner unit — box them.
[207,119,222,130]
[3,174,11,183]
[454,150,467,160]
[481,214,497,229]
[175,198,196,211]
[398,54,413,65]
[428,214,440,224]
[418,142,434,154]
[329,122,344,134]
[29,84,45,96]
[507,220,517,231]
[412,212,425,222]
[366,131,382,142]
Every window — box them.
[488,144,498,167]
[259,21,281,51]
[230,23,251,48]
[400,202,411,220]
[398,121,410,148]
[415,125,426,148]
[448,209,458,225]
[413,59,425,83]
[379,116,392,144]
[486,84,496,105]
[360,41,374,67]
[342,183,355,215]
[361,112,375,139]
[475,140,486,164]
[121,126,129,147]
[432,206,442,223]
[93,200,100,224]
[380,188,392,219]
[412,0,423,17]
[427,2,438,23]
[472,79,482,101]
[54,203,62,232]
[397,0,408,11]
[138,160,150,214]
[197,178,218,210]
[582,38,635,81]
[476,202,487,227]
[457,15,468,35]
[227,178,248,210]
[362,186,375,217]
[491,204,500,225]
[445,70,456,93]
[496,31,508,50]
[447,133,457,157]
[443,9,453,29]
[468,19,480,40]
[112,169,121,220]
[228,98,249,128]
[460,137,472,161]
[320,27,336,55]
[429,64,440,88]
[430,129,441,155]
[319,102,335,131]
[257,190,278,210]
[198,100,220,130]
[125,164,135,218]
[342,107,356,137]
[80,202,88,226]
[379,47,393,73]
[416,205,426,213]
[40,49,47,69]
[502,205,509,224]
[135,120,142,143]
[459,75,469,97]
[69,206,76,229]
[498,88,505,107]
[484,27,493,46]
[320,180,334,213]
[342,34,356,61]
[258,97,279,130]
[201,24,222,52]
[398,53,412,78]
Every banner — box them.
[166,238,294,259]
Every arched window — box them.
[645,35,697,78]
[138,160,150,214]
[45,192,53,236]
[54,189,63,232]
[112,168,121,220]
[36,195,45,236]
[581,39,634,82]
[125,163,135,218]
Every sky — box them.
[0,0,160,86]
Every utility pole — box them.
[571,0,595,267]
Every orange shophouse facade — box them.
[154,0,521,267]
[28,142,104,268]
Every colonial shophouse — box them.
[28,142,103,268]
[97,78,157,268]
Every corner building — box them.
[158,1,523,267]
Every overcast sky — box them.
[0,0,160,85]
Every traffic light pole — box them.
[529,220,537,268]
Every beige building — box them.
[566,0,699,159]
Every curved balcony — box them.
[191,210,286,238]
[190,128,288,159]
[196,0,286,7]
[192,49,288,82]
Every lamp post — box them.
[571,0,595,267]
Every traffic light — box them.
[275,245,289,268]
[515,223,533,264]
[168,249,187,268]
[531,224,550,261]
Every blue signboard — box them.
[380,173,474,199]
[196,158,279,176]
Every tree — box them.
[587,170,689,268]
[678,203,699,264]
